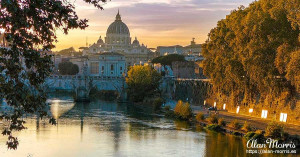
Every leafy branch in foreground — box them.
[0,0,107,149]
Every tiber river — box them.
[0,94,295,157]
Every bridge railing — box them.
[48,75,125,80]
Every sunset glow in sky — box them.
[53,0,254,51]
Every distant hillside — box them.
[55,47,82,56]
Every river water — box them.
[0,94,295,157]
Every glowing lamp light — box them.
[236,106,240,113]
[249,108,253,113]
[261,110,268,119]
[223,104,226,110]
[204,100,206,106]
[214,102,216,108]
[280,113,287,122]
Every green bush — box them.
[254,130,265,142]
[153,97,164,111]
[229,120,241,130]
[244,130,265,142]
[241,121,252,132]
[196,112,205,122]
[165,110,177,119]
[218,118,226,127]
[244,132,256,140]
[207,114,219,124]
[205,124,223,132]
[265,121,284,139]
[174,100,183,113]
[174,100,193,120]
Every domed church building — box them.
[84,10,154,66]
[105,11,131,49]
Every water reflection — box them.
[0,96,296,157]
[50,99,75,119]
[174,120,191,130]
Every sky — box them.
[53,0,254,51]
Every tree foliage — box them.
[0,0,107,149]
[202,0,299,112]
[126,65,161,102]
[207,114,219,124]
[286,49,300,91]
[228,120,241,130]
[195,112,205,122]
[58,61,79,75]
[56,47,82,56]
[174,100,193,120]
[152,54,185,66]
[265,121,285,139]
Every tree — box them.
[152,54,185,66]
[286,50,300,92]
[126,65,161,102]
[0,0,107,149]
[58,61,79,75]
[71,63,80,75]
[202,0,299,115]
[174,100,193,120]
[56,47,82,56]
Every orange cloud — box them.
[53,0,254,51]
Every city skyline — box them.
[1,0,299,156]
[53,0,254,51]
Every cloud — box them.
[196,8,233,11]
[54,0,255,50]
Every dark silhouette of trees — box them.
[56,47,82,56]
[0,0,107,149]
[58,62,79,75]
[202,0,299,116]
[152,54,185,66]
[126,65,161,102]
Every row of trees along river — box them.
[201,0,299,124]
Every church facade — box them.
[87,52,126,77]
[83,11,155,66]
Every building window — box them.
[102,66,104,71]
[120,67,123,71]
[111,64,114,71]
[90,62,99,74]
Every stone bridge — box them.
[44,75,126,102]
[44,75,210,103]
